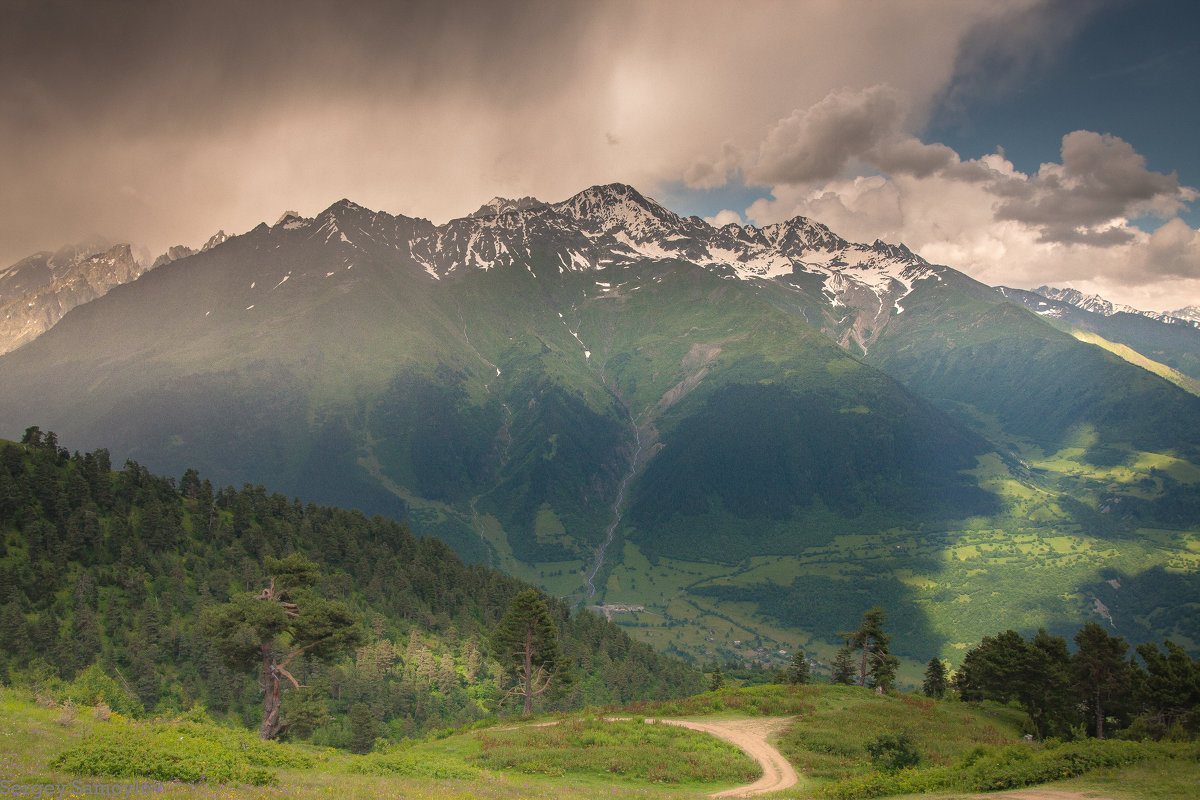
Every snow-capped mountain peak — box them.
[551,183,681,239]
[1029,286,1200,329]
[202,230,229,252]
[0,183,957,357]
[1171,305,1200,324]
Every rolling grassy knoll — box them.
[7,684,1196,800]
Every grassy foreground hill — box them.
[7,683,1198,800]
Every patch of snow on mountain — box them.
[568,250,591,271]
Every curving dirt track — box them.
[657,717,798,797]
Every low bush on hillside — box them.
[346,749,481,779]
[958,739,1192,792]
[814,738,1200,799]
[471,718,757,784]
[50,719,314,785]
[617,683,818,718]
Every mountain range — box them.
[998,285,1200,394]
[1,183,1197,673]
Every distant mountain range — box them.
[1020,285,1200,327]
[999,286,1200,390]
[2,183,1197,668]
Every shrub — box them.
[347,751,479,779]
[960,740,1166,792]
[818,766,953,800]
[65,664,142,718]
[471,719,757,784]
[865,732,921,772]
[51,720,313,785]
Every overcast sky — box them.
[2,0,1197,311]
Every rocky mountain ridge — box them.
[0,242,144,355]
[1026,285,1200,329]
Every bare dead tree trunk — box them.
[522,629,534,716]
[260,648,283,740]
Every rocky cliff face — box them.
[0,242,145,354]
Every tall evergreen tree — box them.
[831,640,857,685]
[200,554,362,739]
[955,628,1074,738]
[848,607,894,688]
[1134,639,1199,732]
[784,650,811,685]
[1072,622,1130,739]
[491,589,566,716]
[922,657,948,699]
[709,663,725,692]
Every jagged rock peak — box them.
[1033,286,1200,327]
[323,198,370,215]
[554,183,672,220]
[763,215,847,252]
[202,230,229,252]
[0,241,145,355]
[273,211,312,231]
[469,196,547,218]
[91,243,135,262]
[1171,305,1200,323]
[1036,286,1138,317]
[151,244,198,269]
[870,239,922,262]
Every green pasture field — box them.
[547,434,1200,680]
[6,684,1196,800]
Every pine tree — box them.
[922,657,948,699]
[709,663,725,691]
[462,639,483,684]
[200,554,362,739]
[348,702,377,754]
[1072,622,1130,739]
[437,653,457,694]
[832,641,857,685]
[1135,639,1200,731]
[848,607,893,688]
[491,589,566,716]
[784,650,810,685]
[954,628,1074,739]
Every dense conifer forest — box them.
[0,429,703,746]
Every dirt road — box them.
[658,717,798,797]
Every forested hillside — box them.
[0,429,703,745]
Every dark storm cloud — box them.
[0,0,1081,277]
[0,0,601,128]
[0,0,614,263]
[992,131,1194,245]
[727,86,970,187]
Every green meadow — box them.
[571,430,1200,680]
[8,683,1197,800]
